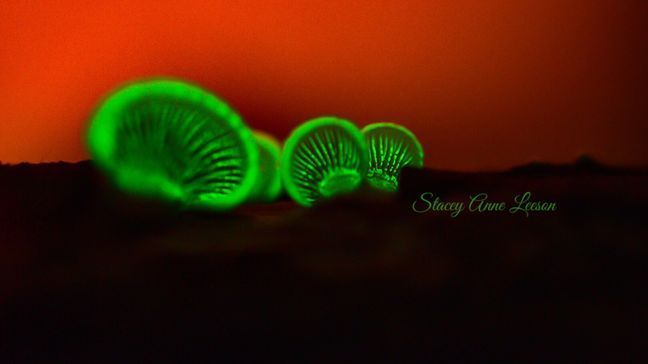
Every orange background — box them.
[0,0,645,170]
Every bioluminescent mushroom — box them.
[281,117,369,207]
[362,122,423,192]
[247,130,282,203]
[87,79,259,210]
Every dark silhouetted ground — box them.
[0,160,646,363]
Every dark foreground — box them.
[1,160,646,363]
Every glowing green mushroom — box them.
[87,79,259,210]
[281,117,369,207]
[362,122,424,192]
[247,130,282,203]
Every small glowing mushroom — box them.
[281,117,369,207]
[87,79,259,210]
[247,130,282,203]
[362,122,423,192]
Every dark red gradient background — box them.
[0,0,645,170]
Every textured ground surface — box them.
[1,161,646,363]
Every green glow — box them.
[362,122,424,192]
[247,130,282,202]
[87,79,259,210]
[281,117,369,207]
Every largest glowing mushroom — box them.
[87,79,259,210]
